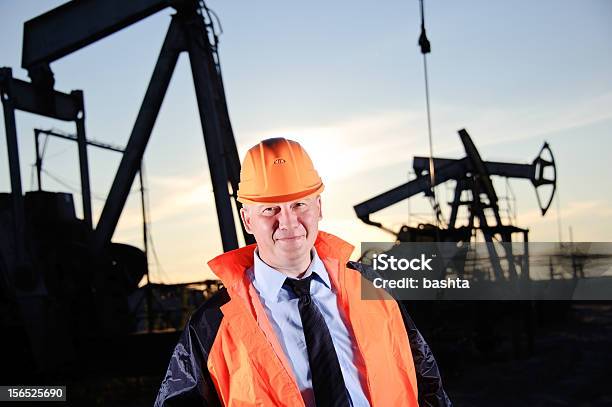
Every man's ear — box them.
[316,195,323,220]
[240,207,254,234]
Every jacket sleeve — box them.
[396,300,452,407]
[347,261,452,407]
[154,290,228,407]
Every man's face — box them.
[240,196,322,268]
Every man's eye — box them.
[262,207,276,215]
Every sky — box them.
[1,0,611,283]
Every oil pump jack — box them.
[0,0,253,376]
[354,129,557,281]
[358,0,556,283]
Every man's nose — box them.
[278,209,299,230]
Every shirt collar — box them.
[253,248,331,303]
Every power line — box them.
[41,169,107,201]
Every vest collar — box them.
[207,230,354,300]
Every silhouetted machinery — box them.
[0,0,252,377]
[353,129,558,358]
[354,129,557,281]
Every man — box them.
[155,138,451,406]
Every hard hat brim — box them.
[237,183,324,205]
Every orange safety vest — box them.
[155,231,451,406]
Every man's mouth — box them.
[275,235,305,241]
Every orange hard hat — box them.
[237,138,324,204]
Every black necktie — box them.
[283,275,350,407]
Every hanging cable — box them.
[417,0,443,227]
[141,163,171,284]
[198,1,224,74]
